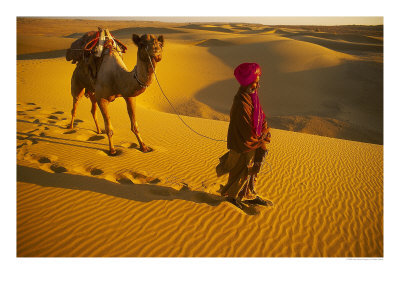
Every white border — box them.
[4,1,399,299]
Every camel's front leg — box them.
[68,88,84,129]
[88,92,101,134]
[98,98,116,155]
[124,97,149,152]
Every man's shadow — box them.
[17,165,222,206]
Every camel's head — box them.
[132,34,164,63]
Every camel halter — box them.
[133,43,161,89]
[133,66,149,89]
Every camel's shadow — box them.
[17,165,222,207]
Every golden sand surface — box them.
[16,18,383,257]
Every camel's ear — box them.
[158,35,164,47]
[132,34,141,47]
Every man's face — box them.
[248,75,260,94]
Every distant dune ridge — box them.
[16,18,383,257]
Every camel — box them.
[68,32,164,155]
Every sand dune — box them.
[195,38,236,47]
[178,24,237,34]
[17,20,383,144]
[16,18,383,257]
[286,35,383,54]
[17,101,383,257]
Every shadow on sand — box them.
[194,42,383,144]
[17,165,222,207]
[17,49,67,60]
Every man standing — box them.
[217,63,272,210]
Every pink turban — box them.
[234,63,262,86]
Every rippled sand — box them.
[17,18,383,257]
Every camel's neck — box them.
[133,52,157,88]
[99,50,158,98]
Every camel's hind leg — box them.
[87,92,101,134]
[98,98,116,155]
[68,87,85,130]
[124,97,149,152]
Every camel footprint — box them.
[88,167,104,176]
[115,171,161,185]
[38,157,51,164]
[87,135,105,141]
[52,111,64,115]
[33,155,67,173]
[64,130,77,135]
[50,164,68,173]
[120,142,154,152]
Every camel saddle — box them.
[66,28,127,63]
[66,28,128,86]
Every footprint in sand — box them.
[27,102,36,105]
[120,142,153,152]
[90,168,104,176]
[50,164,68,173]
[116,176,134,185]
[48,115,59,120]
[115,171,161,185]
[128,171,161,185]
[17,135,27,141]
[24,137,39,145]
[120,142,136,148]
[149,178,161,184]
[64,130,77,135]
[87,135,105,141]
[52,111,64,115]
[38,156,51,164]
[95,148,124,157]
[129,172,148,184]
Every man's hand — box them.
[261,140,268,151]
[264,131,271,143]
[259,127,271,149]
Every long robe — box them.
[227,86,268,153]
[217,86,269,199]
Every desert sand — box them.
[16,18,383,257]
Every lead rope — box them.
[145,48,227,142]
[145,48,271,174]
